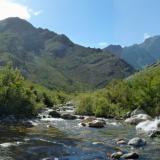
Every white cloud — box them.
[33,10,42,16]
[28,8,43,16]
[144,33,151,40]
[0,0,42,20]
[98,42,108,47]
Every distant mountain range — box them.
[0,17,134,92]
[104,36,160,69]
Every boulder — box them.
[49,110,61,118]
[21,120,36,128]
[136,119,160,137]
[131,109,146,116]
[111,151,123,159]
[116,138,127,145]
[88,120,105,128]
[62,108,67,111]
[42,157,56,160]
[124,111,131,118]
[125,114,151,125]
[81,117,106,128]
[149,130,160,138]
[80,122,86,127]
[61,114,77,120]
[81,117,96,123]
[92,141,104,145]
[122,152,139,159]
[65,101,74,106]
[128,137,146,147]
[78,116,85,119]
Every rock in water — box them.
[149,130,160,138]
[128,137,146,147]
[124,111,131,118]
[49,110,61,118]
[125,114,151,125]
[81,117,96,123]
[116,138,127,145]
[136,118,160,137]
[80,117,106,128]
[131,109,146,116]
[80,122,86,127]
[61,114,77,120]
[122,152,139,159]
[111,151,123,159]
[78,116,85,119]
[21,120,37,128]
[88,120,105,128]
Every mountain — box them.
[104,45,123,57]
[104,36,160,69]
[0,17,134,92]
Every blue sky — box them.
[1,0,160,48]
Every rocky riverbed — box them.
[0,104,159,160]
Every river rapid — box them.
[0,107,159,160]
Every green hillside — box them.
[0,17,134,92]
[75,62,160,117]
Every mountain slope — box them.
[104,45,123,57]
[0,17,135,92]
[104,36,160,69]
[76,62,160,117]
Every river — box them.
[0,108,159,160]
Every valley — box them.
[0,17,159,160]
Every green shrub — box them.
[75,64,160,117]
[0,66,43,117]
[75,93,94,115]
[0,66,69,118]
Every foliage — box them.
[0,66,69,118]
[75,63,160,117]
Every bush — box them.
[0,66,43,117]
[0,66,69,118]
[75,64,160,117]
[75,93,94,115]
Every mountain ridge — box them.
[0,17,135,92]
[104,35,160,69]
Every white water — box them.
[136,117,160,134]
[0,141,22,148]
